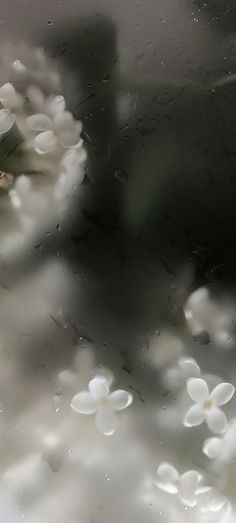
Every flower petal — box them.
[156,462,178,494]
[47,95,65,116]
[184,404,205,427]
[178,489,197,507]
[178,358,201,379]
[12,59,26,73]
[202,437,223,459]
[95,407,117,435]
[179,470,202,506]
[210,382,235,406]
[157,462,179,482]
[0,82,22,110]
[71,391,97,414]
[0,109,15,134]
[27,86,44,108]
[197,487,226,513]
[181,470,202,489]
[187,378,209,402]
[109,390,133,410]
[34,130,57,154]
[89,377,109,400]
[56,111,82,147]
[206,407,227,434]
[27,114,52,131]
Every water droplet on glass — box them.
[104,472,111,481]
[52,393,62,413]
[48,20,54,26]
[56,224,61,232]
[148,504,152,510]
[114,169,128,182]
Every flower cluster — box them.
[0,44,86,260]
[155,462,230,517]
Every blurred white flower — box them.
[27,98,82,154]
[203,419,236,461]
[0,82,23,134]
[155,462,202,507]
[184,287,235,347]
[71,376,133,435]
[164,357,201,389]
[184,378,235,433]
[196,486,231,517]
[61,148,85,178]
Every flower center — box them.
[203,399,212,410]
[100,397,108,406]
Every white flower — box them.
[196,486,231,517]
[0,82,23,134]
[184,378,235,433]
[203,419,236,461]
[27,96,82,154]
[71,377,133,435]
[165,357,200,389]
[155,462,202,507]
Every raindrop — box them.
[48,20,54,26]
[56,224,61,232]
[52,393,62,413]
[148,504,152,510]
[104,472,111,481]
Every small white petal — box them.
[210,382,235,406]
[0,82,22,110]
[181,470,201,488]
[109,390,133,410]
[202,437,223,459]
[71,391,96,414]
[34,130,57,154]
[178,488,197,507]
[9,189,21,209]
[89,377,109,400]
[197,487,226,513]
[95,407,117,435]
[156,463,178,494]
[179,470,202,506]
[187,378,209,402]
[0,108,15,134]
[178,358,201,379]
[27,114,52,131]
[15,175,31,197]
[12,59,26,73]
[27,86,44,107]
[56,112,82,147]
[155,480,178,494]
[206,407,227,434]
[157,462,179,482]
[184,404,205,427]
[47,95,66,116]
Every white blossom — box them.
[203,419,236,461]
[184,378,235,433]
[196,486,231,517]
[0,82,23,134]
[164,357,201,389]
[71,376,133,435]
[155,462,202,507]
[27,94,82,154]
